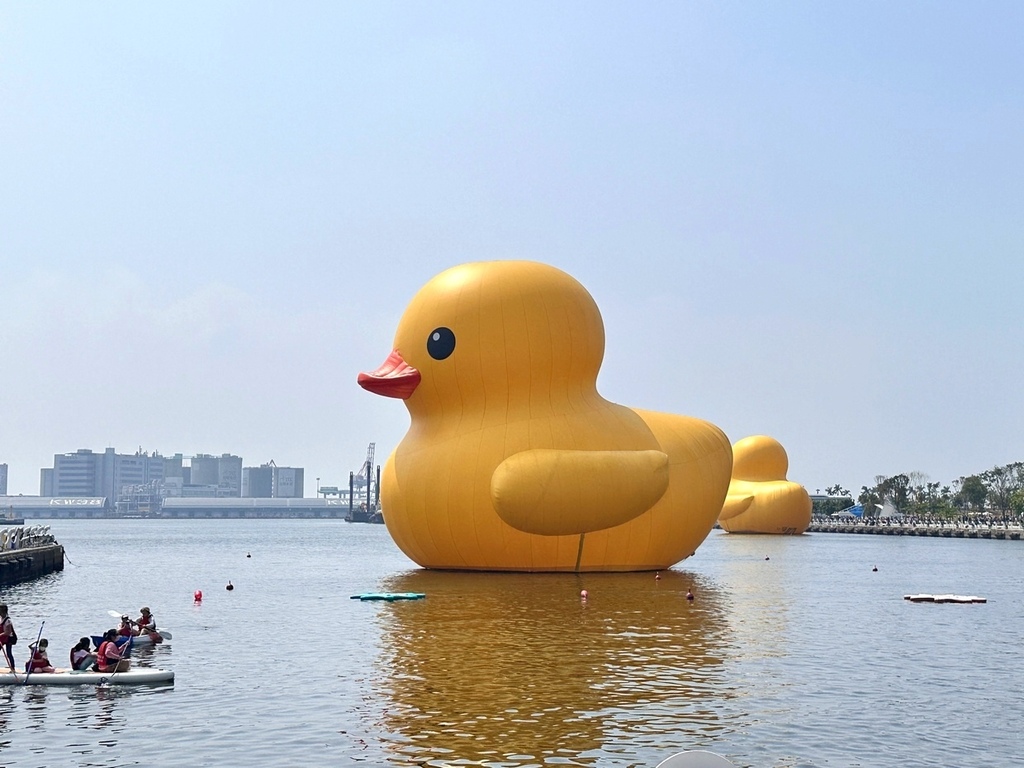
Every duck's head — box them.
[358,261,606,416]
[731,435,790,481]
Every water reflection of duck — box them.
[718,436,812,535]
[715,532,793,661]
[371,569,733,765]
[358,261,733,571]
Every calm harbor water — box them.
[0,519,1021,768]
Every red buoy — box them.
[194,590,203,602]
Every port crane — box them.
[348,443,380,522]
[354,443,375,489]
[317,443,382,522]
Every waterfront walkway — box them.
[808,517,1023,540]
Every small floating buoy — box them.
[194,590,203,602]
[686,588,694,602]
[655,572,661,580]
[226,581,234,591]
[580,589,588,601]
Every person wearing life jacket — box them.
[95,629,130,673]
[70,637,96,671]
[26,638,55,673]
[134,607,161,641]
[118,616,135,638]
[0,604,16,671]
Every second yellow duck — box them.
[719,435,812,534]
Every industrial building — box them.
[2,443,379,520]
[40,448,166,499]
[189,453,242,495]
[0,496,109,519]
[161,497,343,518]
[38,448,251,507]
[241,462,304,498]
[0,495,364,520]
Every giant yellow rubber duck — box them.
[718,435,812,534]
[357,261,733,572]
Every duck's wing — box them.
[719,492,755,521]
[490,449,669,536]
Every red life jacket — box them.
[96,640,120,671]
[136,615,162,642]
[27,649,48,672]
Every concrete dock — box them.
[808,518,1023,540]
[0,526,64,586]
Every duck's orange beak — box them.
[357,350,421,400]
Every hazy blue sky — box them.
[2,2,1021,498]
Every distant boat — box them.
[4,506,24,526]
[347,503,384,524]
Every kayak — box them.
[91,633,167,651]
[0,668,173,686]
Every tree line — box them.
[812,461,1024,521]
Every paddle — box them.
[106,610,172,640]
[22,621,45,686]
[101,633,132,681]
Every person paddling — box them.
[134,607,161,641]
[95,629,130,673]
[0,604,16,671]
[26,638,55,673]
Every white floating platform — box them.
[904,594,987,604]
[0,668,174,686]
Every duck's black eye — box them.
[426,327,456,360]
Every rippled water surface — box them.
[1,520,1021,767]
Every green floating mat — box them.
[350,592,426,601]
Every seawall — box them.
[807,519,1023,540]
[0,526,65,586]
